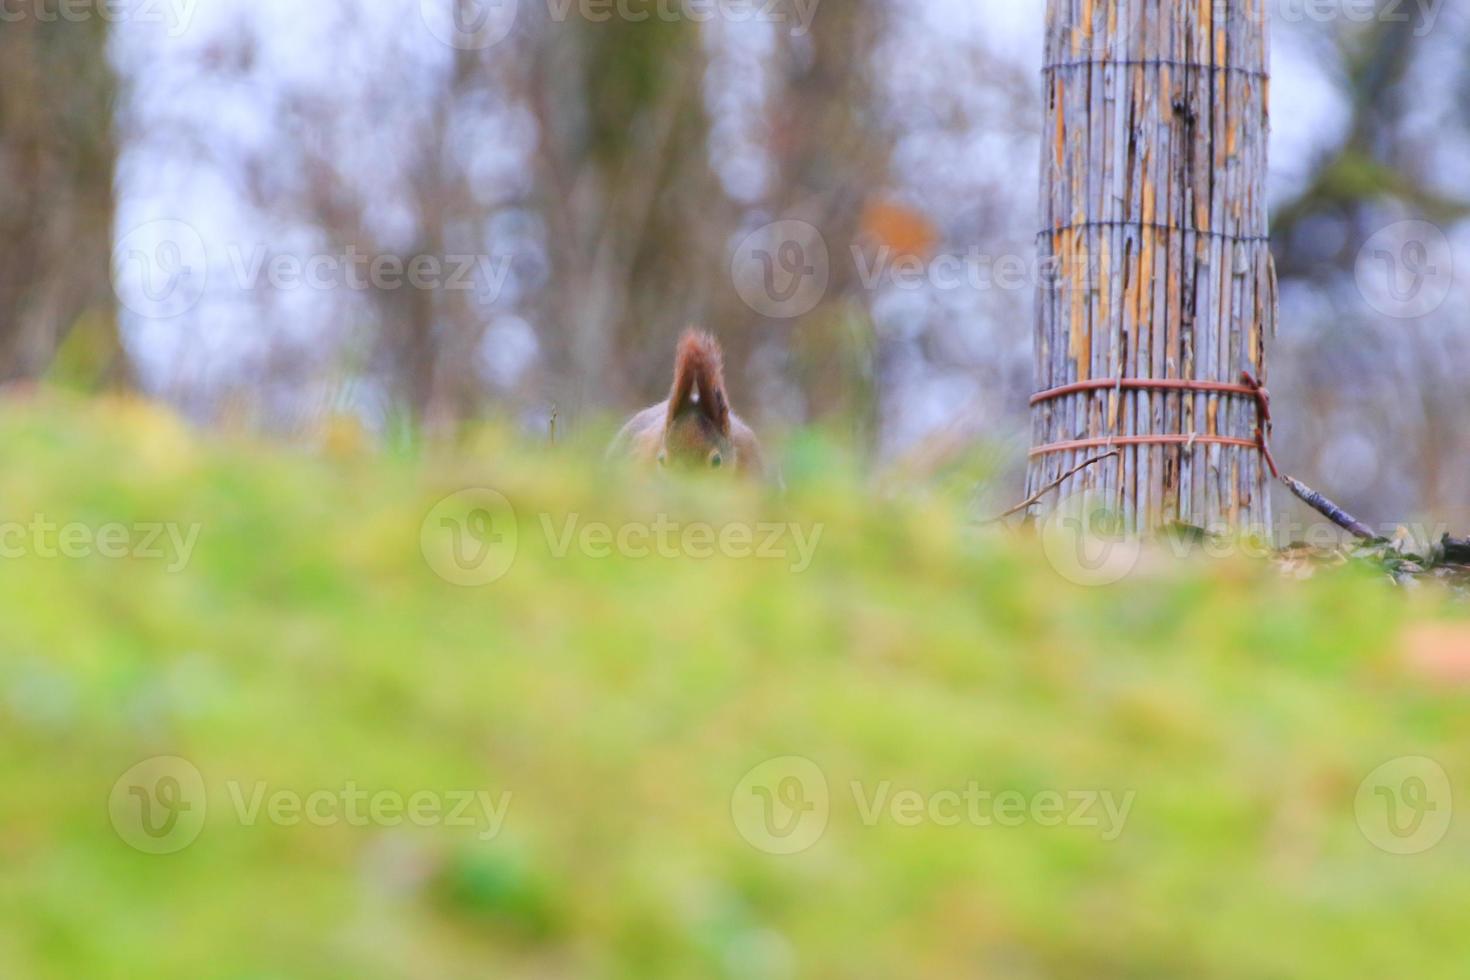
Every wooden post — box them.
[1027,0,1276,535]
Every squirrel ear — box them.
[667,337,697,427]
[701,383,731,436]
[668,367,697,422]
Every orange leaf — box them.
[860,199,939,261]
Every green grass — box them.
[0,397,1467,979]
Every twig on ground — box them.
[980,451,1119,525]
[1280,474,1378,541]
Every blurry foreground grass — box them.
[1,397,1468,979]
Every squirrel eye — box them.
[709,452,723,469]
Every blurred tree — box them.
[1273,15,1470,267]
[525,0,892,444]
[185,1,529,434]
[527,5,737,421]
[1269,14,1470,521]
[762,0,889,448]
[0,11,129,389]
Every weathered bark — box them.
[1027,0,1275,534]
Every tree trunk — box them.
[529,13,729,423]
[765,0,887,448]
[1027,0,1276,534]
[0,14,127,389]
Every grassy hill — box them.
[0,397,1467,978]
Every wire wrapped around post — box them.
[1027,0,1277,534]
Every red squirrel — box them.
[610,329,765,476]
